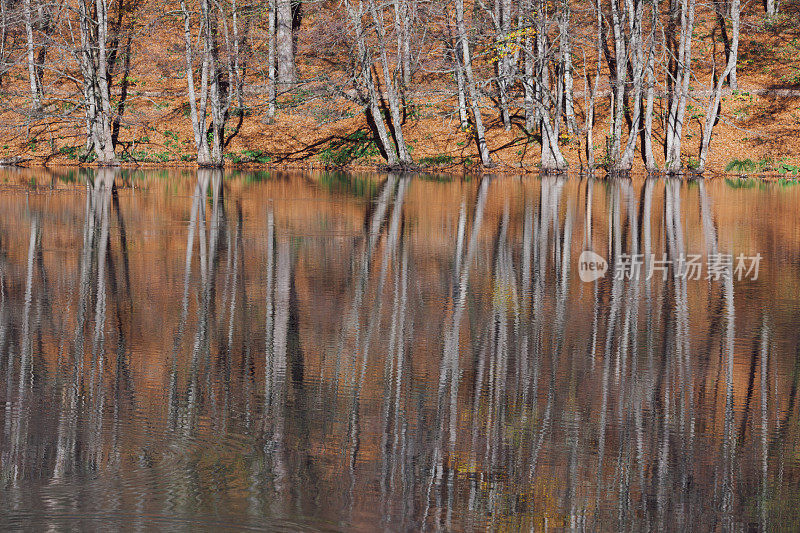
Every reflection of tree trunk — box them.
[183,171,225,435]
[425,178,489,526]
[333,175,397,384]
[532,183,570,478]
[720,243,735,529]
[11,218,38,481]
[760,319,770,532]
[54,181,97,478]
[381,211,410,526]
[89,175,112,467]
[346,176,408,521]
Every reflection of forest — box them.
[1,170,800,529]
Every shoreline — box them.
[1,160,799,183]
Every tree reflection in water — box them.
[0,171,798,530]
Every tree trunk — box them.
[267,0,277,121]
[523,0,535,131]
[699,0,739,172]
[369,0,411,164]
[585,0,603,169]
[394,0,412,89]
[455,0,492,166]
[182,0,212,165]
[455,53,469,129]
[643,0,658,171]
[95,0,116,164]
[608,0,627,165]
[343,0,398,165]
[536,0,567,172]
[665,0,695,173]
[494,0,512,130]
[205,0,225,166]
[0,0,7,84]
[277,0,294,85]
[560,0,576,136]
[25,0,40,110]
[716,5,737,90]
[78,0,117,165]
[619,0,645,170]
[445,17,468,129]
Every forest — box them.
[0,0,793,173]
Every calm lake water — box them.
[1,169,800,530]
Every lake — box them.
[1,169,799,530]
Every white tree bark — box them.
[368,0,411,164]
[78,0,117,164]
[343,0,399,165]
[455,0,492,166]
[24,0,40,110]
[643,0,658,171]
[665,0,695,173]
[619,0,645,170]
[523,0,535,131]
[267,0,277,121]
[181,0,245,166]
[559,0,576,137]
[585,0,602,169]
[182,0,212,165]
[536,0,567,171]
[608,0,627,162]
[699,0,739,172]
[277,0,294,84]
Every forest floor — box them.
[3,8,800,180]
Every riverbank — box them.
[2,6,800,177]
[4,82,800,179]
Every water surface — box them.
[1,169,800,530]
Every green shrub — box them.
[418,154,454,167]
[319,131,379,166]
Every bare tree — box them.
[342,0,400,165]
[643,0,659,171]
[78,0,118,164]
[534,0,567,171]
[664,0,696,173]
[181,0,248,166]
[584,0,603,169]
[699,0,739,172]
[276,0,294,84]
[454,0,492,166]
[368,0,411,164]
[24,0,40,110]
[618,0,646,171]
[267,0,277,121]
